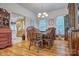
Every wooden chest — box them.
[0,28,12,48]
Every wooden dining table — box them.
[35,31,53,49]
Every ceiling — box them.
[19,3,68,14]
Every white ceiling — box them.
[19,3,68,14]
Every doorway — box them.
[10,13,25,43]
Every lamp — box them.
[37,12,48,18]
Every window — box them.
[39,18,47,31]
[11,23,16,31]
[56,16,64,35]
[77,4,79,24]
[30,19,34,26]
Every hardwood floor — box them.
[0,39,70,56]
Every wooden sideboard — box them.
[0,28,12,48]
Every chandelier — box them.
[37,12,48,18]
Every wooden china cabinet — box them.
[67,3,79,55]
[0,8,12,48]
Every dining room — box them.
[0,3,79,56]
